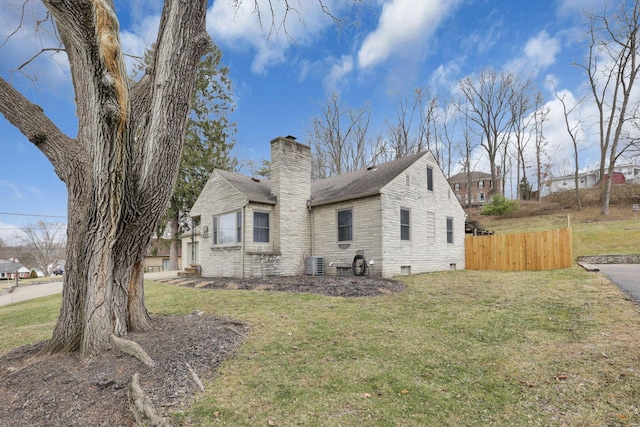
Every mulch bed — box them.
[0,275,403,426]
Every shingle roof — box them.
[310,152,427,206]
[210,152,427,207]
[217,170,275,205]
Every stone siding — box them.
[311,197,383,276]
[380,152,465,276]
[577,254,640,264]
[270,137,312,276]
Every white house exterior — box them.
[183,136,466,278]
[547,170,601,194]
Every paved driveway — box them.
[0,270,180,307]
[594,264,640,303]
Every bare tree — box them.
[459,69,517,196]
[0,1,210,356]
[554,85,585,211]
[577,1,640,215]
[508,78,536,200]
[307,92,371,180]
[531,93,550,202]
[14,221,66,276]
[456,99,481,208]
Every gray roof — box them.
[211,152,427,208]
[0,260,24,272]
[217,170,275,205]
[310,152,427,206]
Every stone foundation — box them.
[576,254,640,264]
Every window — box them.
[406,174,411,187]
[337,209,353,241]
[454,183,460,191]
[479,192,485,202]
[253,211,270,243]
[446,217,454,244]
[213,211,242,245]
[400,209,410,240]
[479,181,484,188]
[427,167,434,191]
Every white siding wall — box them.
[380,153,465,276]
[311,197,383,276]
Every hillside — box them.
[467,184,640,256]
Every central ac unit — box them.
[305,257,325,275]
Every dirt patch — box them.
[0,275,402,426]
[157,274,405,297]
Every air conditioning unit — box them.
[305,257,325,276]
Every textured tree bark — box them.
[0,0,210,355]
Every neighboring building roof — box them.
[0,260,24,272]
[449,171,493,182]
[217,170,275,205]
[310,152,427,206]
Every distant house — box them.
[448,171,503,206]
[547,170,600,194]
[0,259,25,280]
[144,239,182,272]
[547,169,628,194]
[183,136,466,279]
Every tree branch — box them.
[0,75,77,183]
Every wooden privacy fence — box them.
[465,228,573,271]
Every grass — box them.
[5,269,639,425]
[480,206,640,256]
[2,209,640,425]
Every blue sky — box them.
[0,0,623,242]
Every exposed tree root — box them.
[110,335,156,367]
[128,372,170,427]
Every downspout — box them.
[307,199,314,256]
[241,203,247,279]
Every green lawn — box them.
[1,216,640,425]
[3,267,639,426]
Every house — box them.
[547,169,629,194]
[547,170,601,194]
[0,259,25,280]
[448,171,502,206]
[183,136,466,278]
[144,239,182,272]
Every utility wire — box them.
[0,211,67,219]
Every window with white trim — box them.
[446,217,454,244]
[427,167,434,191]
[212,211,242,245]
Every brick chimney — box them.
[270,136,311,274]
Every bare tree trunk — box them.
[1,1,210,355]
[170,216,180,270]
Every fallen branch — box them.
[128,373,170,427]
[186,362,204,392]
[110,335,156,367]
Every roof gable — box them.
[216,170,275,205]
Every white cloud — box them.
[0,222,20,245]
[506,31,561,76]
[323,55,354,94]
[357,0,461,69]
[207,0,346,74]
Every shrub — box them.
[29,270,38,279]
[480,194,519,216]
